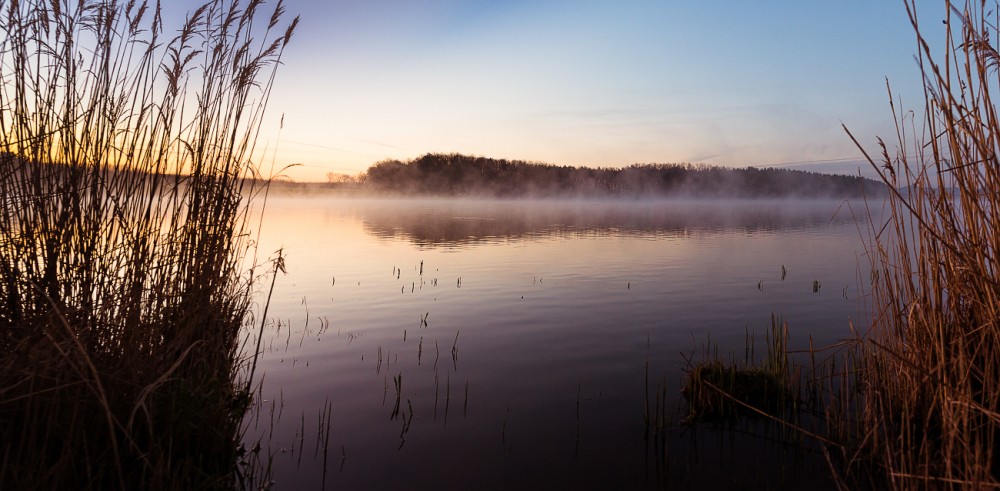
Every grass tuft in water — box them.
[682,315,797,423]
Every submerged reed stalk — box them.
[0,0,297,488]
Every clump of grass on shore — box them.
[0,1,296,489]
[842,1,1000,487]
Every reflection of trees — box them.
[357,200,862,247]
[364,153,884,198]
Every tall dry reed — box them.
[846,0,1000,487]
[0,0,296,488]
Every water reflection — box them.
[248,195,874,489]
[357,198,863,247]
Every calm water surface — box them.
[244,196,878,489]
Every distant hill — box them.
[361,153,886,198]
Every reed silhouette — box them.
[0,0,296,488]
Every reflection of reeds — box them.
[397,399,414,449]
[0,1,296,487]
[391,374,402,420]
[642,336,671,434]
[575,382,582,447]
[318,400,333,487]
[434,372,440,421]
[445,372,451,425]
[464,379,470,418]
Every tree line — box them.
[355,153,883,198]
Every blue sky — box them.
[170,1,941,181]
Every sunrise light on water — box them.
[4,1,999,489]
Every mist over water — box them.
[353,197,862,246]
[245,195,877,489]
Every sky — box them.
[167,0,943,182]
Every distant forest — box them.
[352,153,884,198]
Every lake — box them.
[242,196,878,489]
